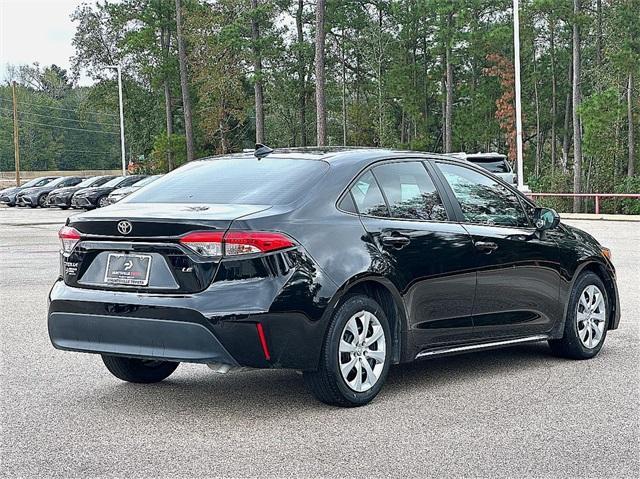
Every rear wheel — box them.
[303,294,391,407]
[549,272,609,359]
[101,355,179,383]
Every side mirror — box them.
[534,207,560,231]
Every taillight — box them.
[179,231,294,257]
[179,231,224,257]
[58,226,81,253]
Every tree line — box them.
[1,0,638,212]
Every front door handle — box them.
[475,241,498,253]
[381,234,411,248]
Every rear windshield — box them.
[126,157,329,205]
[468,158,510,173]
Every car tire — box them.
[548,272,609,360]
[97,196,109,208]
[37,195,48,208]
[101,355,179,383]
[60,205,69,210]
[303,294,391,407]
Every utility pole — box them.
[513,0,525,191]
[11,81,21,186]
[105,65,126,175]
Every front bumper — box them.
[16,195,33,206]
[72,196,94,208]
[47,194,71,207]
[0,194,16,206]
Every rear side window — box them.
[127,158,329,205]
[469,158,510,173]
[372,162,448,221]
[349,170,388,217]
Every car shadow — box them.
[82,342,564,416]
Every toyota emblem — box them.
[117,220,132,235]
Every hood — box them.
[109,186,137,196]
[75,186,113,196]
[0,186,18,195]
[16,187,43,196]
[50,185,84,195]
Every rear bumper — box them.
[49,311,239,364]
[48,278,329,370]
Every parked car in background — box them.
[47,176,117,209]
[71,175,147,209]
[16,176,84,208]
[453,152,516,185]
[0,176,60,207]
[49,147,619,407]
[106,175,162,205]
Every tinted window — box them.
[22,177,55,188]
[61,177,82,186]
[91,176,116,187]
[468,158,510,173]
[102,176,127,188]
[128,158,329,205]
[372,162,447,221]
[120,176,145,187]
[350,170,388,217]
[437,163,528,227]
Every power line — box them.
[20,146,118,156]
[16,119,120,135]
[0,96,119,117]
[0,106,118,128]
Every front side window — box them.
[349,170,388,217]
[372,162,447,221]
[437,163,528,227]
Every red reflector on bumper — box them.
[256,323,271,361]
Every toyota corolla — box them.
[48,147,620,406]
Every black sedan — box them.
[71,175,147,209]
[47,175,117,209]
[48,148,620,406]
[0,176,59,207]
[16,176,84,208]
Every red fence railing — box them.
[528,193,640,214]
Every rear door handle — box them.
[475,241,498,253]
[381,234,411,248]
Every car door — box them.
[432,160,562,340]
[349,159,477,352]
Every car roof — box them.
[200,147,464,169]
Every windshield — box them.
[46,177,68,187]
[127,157,329,205]
[77,177,101,187]
[22,177,56,188]
[131,175,161,187]
[102,176,126,188]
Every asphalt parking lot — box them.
[1,207,638,478]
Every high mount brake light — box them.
[179,231,294,257]
[58,226,81,253]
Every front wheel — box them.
[97,196,109,208]
[37,195,48,208]
[102,355,179,383]
[549,272,609,359]
[303,294,391,407]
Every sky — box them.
[0,0,93,85]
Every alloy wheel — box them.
[98,196,109,208]
[577,284,606,349]
[338,310,386,393]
